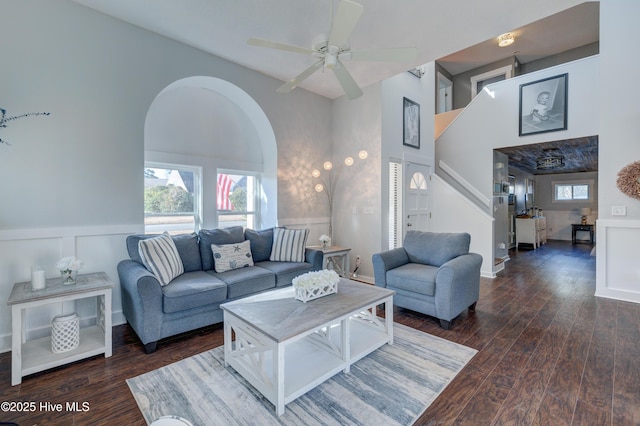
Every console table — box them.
[572,223,595,244]
[7,271,113,385]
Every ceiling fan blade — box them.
[328,0,364,48]
[247,38,315,56]
[277,59,325,93]
[348,47,418,62]
[333,59,363,100]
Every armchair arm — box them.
[117,259,164,345]
[434,253,482,321]
[305,247,324,271]
[372,248,409,288]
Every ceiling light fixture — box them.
[497,33,515,47]
[536,155,565,170]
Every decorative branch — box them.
[0,108,51,146]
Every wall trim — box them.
[595,219,640,304]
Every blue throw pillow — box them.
[199,226,245,271]
[244,228,274,262]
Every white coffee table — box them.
[221,278,394,416]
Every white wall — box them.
[0,0,333,353]
[379,63,436,251]
[596,0,640,303]
[331,84,383,281]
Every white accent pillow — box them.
[138,232,184,286]
[211,240,254,273]
[270,228,309,262]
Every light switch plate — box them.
[611,205,627,216]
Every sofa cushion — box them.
[386,263,438,297]
[270,227,309,262]
[244,228,274,262]
[138,232,184,286]
[254,260,314,287]
[199,226,245,271]
[211,240,254,273]
[161,271,227,313]
[403,231,470,267]
[210,266,275,299]
[127,232,202,272]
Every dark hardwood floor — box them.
[2,240,639,425]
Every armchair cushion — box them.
[386,263,437,296]
[404,231,471,267]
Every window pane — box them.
[217,171,258,229]
[573,185,589,200]
[144,167,196,234]
[556,185,572,200]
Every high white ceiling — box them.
[73,0,598,99]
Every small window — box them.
[144,164,200,234]
[553,180,593,202]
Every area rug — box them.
[127,323,477,426]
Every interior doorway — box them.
[436,72,453,114]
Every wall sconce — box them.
[497,33,515,47]
[312,150,368,240]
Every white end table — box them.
[308,245,351,277]
[7,271,113,386]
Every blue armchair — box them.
[372,231,482,329]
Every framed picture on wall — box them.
[519,73,568,136]
[403,97,420,149]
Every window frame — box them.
[552,179,594,203]
[216,169,261,230]
[143,161,202,234]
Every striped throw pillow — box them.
[138,232,184,286]
[270,228,309,262]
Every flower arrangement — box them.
[293,269,339,302]
[56,256,83,285]
[319,234,331,248]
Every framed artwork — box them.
[403,97,420,149]
[519,73,568,136]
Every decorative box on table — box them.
[292,269,339,303]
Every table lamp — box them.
[579,207,591,225]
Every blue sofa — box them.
[117,226,323,353]
[372,231,482,329]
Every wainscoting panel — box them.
[596,219,640,303]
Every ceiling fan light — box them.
[497,33,515,47]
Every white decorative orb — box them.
[315,183,324,192]
[344,157,354,166]
[358,150,368,159]
[311,169,321,178]
[323,161,333,171]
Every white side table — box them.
[7,271,113,386]
[309,245,351,277]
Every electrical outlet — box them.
[612,206,627,216]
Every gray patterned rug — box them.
[127,323,476,425]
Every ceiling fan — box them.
[247,0,417,100]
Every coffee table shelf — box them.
[222,279,394,415]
